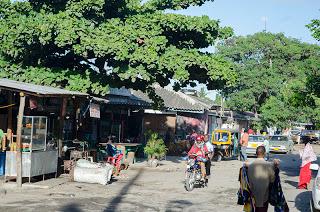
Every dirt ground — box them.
[1,144,319,212]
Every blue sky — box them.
[175,0,320,44]
[172,0,320,99]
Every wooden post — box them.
[8,92,13,131]
[73,97,79,139]
[16,92,26,187]
[58,97,68,157]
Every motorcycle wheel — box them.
[185,172,195,192]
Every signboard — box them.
[89,103,100,118]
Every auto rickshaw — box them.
[211,129,240,162]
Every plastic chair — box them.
[106,153,124,175]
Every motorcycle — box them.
[184,155,207,191]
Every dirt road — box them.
[1,144,319,212]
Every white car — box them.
[310,164,320,211]
[269,135,294,154]
[246,135,266,156]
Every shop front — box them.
[0,78,87,185]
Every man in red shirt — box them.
[188,135,208,181]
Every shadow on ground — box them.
[60,203,83,212]
[295,190,311,212]
[284,180,298,188]
[104,168,144,212]
[272,153,300,177]
[165,200,193,211]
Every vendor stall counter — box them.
[5,116,58,182]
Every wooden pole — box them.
[16,92,25,187]
[8,92,13,131]
[58,97,67,157]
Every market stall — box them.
[5,116,58,182]
[0,78,88,186]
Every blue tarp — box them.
[0,152,5,176]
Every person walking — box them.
[298,140,317,189]
[263,138,270,161]
[240,129,249,161]
[233,133,239,156]
[247,146,277,212]
[204,134,214,178]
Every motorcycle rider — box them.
[188,135,208,182]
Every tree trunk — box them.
[253,104,258,118]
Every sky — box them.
[176,0,320,44]
[172,0,320,100]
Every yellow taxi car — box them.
[246,135,266,156]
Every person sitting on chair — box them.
[106,138,118,158]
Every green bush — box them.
[144,131,167,159]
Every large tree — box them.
[216,32,320,127]
[0,0,236,99]
[305,19,320,127]
[307,19,320,98]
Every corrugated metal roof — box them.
[0,78,88,97]
[131,86,209,112]
[93,95,149,106]
[108,88,131,97]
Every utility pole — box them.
[262,16,268,32]
[220,95,224,117]
[218,92,224,129]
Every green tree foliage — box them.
[306,19,320,98]
[213,92,227,108]
[306,19,320,127]
[307,19,320,41]
[216,32,320,127]
[198,87,207,98]
[144,131,167,159]
[0,0,236,100]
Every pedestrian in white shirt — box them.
[263,138,270,161]
[204,134,214,178]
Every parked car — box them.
[246,135,266,156]
[269,135,294,154]
[310,163,320,211]
[301,130,320,144]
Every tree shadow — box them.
[295,190,311,212]
[284,179,298,188]
[104,168,143,212]
[163,156,185,164]
[272,153,320,178]
[272,153,301,177]
[60,203,83,212]
[165,200,193,212]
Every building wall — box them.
[143,113,176,138]
[238,120,249,131]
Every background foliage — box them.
[0,0,236,102]
[216,32,320,128]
